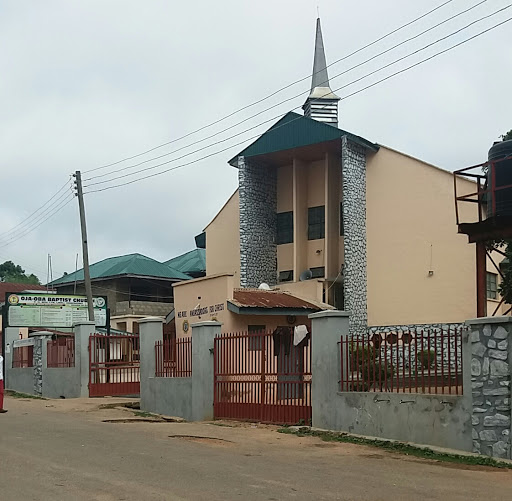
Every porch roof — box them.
[227,289,334,316]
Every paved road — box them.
[1,397,511,500]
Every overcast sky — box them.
[0,0,511,282]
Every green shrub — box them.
[418,349,436,369]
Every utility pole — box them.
[73,171,95,323]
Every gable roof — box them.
[164,249,206,276]
[228,112,378,166]
[0,282,47,302]
[50,253,191,286]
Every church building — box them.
[172,18,501,336]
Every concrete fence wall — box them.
[4,322,95,399]
[140,318,220,421]
[309,311,512,457]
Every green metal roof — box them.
[164,248,206,275]
[50,253,191,286]
[228,112,378,166]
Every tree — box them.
[500,129,512,141]
[496,130,512,304]
[0,260,41,284]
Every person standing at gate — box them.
[0,354,6,413]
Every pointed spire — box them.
[311,18,330,91]
[303,18,340,127]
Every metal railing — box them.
[155,338,192,377]
[47,337,75,368]
[340,328,464,395]
[12,345,34,368]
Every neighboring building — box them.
[164,248,206,279]
[50,253,190,333]
[0,282,48,353]
[172,18,505,335]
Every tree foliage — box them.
[500,129,512,141]
[496,130,512,304]
[0,260,41,284]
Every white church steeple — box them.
[302,18,340,127]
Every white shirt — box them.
[0,355,3,380]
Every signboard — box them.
[5,293,107,328]
[13,338,35,348]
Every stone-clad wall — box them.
[238,156,277,288]
[469,320,511,459]
[341,137,367,334]
[368,323,465,373]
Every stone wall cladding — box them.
[368,323,466,373]
[470,322,511,459]
[238,156,277,288]
[33,338,43,396]
[342,137,367,334]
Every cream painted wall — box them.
[366,146,483,325]
[173,274,235,337]
[204,190,240,285]
[307,160,325,207]
[277,164,293,212]
[278,280,324,303]
[277,243,293,272]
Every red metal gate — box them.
[214,330,311,425]
[89,334,140,397]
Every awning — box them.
[227,289,334,316]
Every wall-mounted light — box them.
[428,270,434,277]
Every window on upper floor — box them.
[308,206,325,240]
[278,270,293,283]
[276,211,294,245]
[487,272,498,300]
[310,266,325,279]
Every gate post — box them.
[309,310,350,430]
[138,317,163,410]
[73,321,96,397]
[191,321,221,421]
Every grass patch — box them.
[5,390,46,400]
[133,411,158,419]
[277,427,512,469]
[98,401,140,410]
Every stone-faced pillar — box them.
[341,136,368,334]
[467,317,511,459]
[238,156,277,288]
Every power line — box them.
[82,0,456,175]
[84,0,484,184]
[0,186,74,246]
[0,178,72,240]
[84,8,511,193]
[0,194,75,249]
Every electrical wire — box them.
[84,0,487,184]
[0,185,74,245]
[82,0,457,175]
[0,194,75,249]
[0,177,72,239]
[84,11,512,194]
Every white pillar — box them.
[191,321,221,421]
[309,310,350,430]
[73,321,96,398]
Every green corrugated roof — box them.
[228,112,378,166]
[50,253,191,286]
[164,248,206,275]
